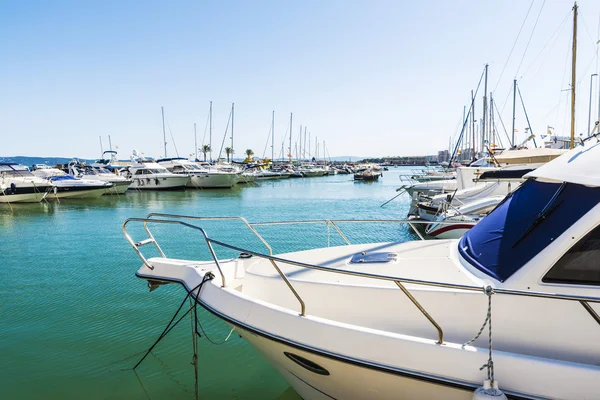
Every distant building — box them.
[437,150,449,163]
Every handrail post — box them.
[329,221,351,245]
[269,259,306,316]
[394,280,444,344]
[205,239,227,288]
[143,220,166,258]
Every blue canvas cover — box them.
[459,179,600,282]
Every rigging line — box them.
[165,118,180,158]
[493,0,537,92]
[448,66,486,166]
[521,10,572,79]
[515,0,547,79]
[217,108,232,161]
[262,124,272,159]
[493,100,512,147]
[555,29,573,130]
[200,109,210,148]
[580,13,600,49]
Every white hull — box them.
[103,181,131,195]
[187,173,237,188]
[48,187,107,199]
[0,191,47,203]
[129,176,189,190]
[425,224,474,239]
[239,325,472,400]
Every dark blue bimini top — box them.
[459,179,600,282]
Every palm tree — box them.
[225,147,234,163]
[200,144,211,162]
[244,149,254,162]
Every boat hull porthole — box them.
[284,352,330,376]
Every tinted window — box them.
[543,225,600,285]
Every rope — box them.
[463,286,496,383]
[132,273,215,370]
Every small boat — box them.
[124,135,600,399]
[32,167,112,199]
[354,169,380,181]
[0,163,51,203]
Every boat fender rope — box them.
[132,272,214,370]
[463,286,497,385]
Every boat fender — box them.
[472,380,507,400]
[155,178,160,185]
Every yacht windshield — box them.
[459,179,600,282]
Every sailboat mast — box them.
[194,123,197,161]
[570,2,578,149]
[299,125,302,162]
[482,64,488,149]
[303,127,307,161]
[231,103,235,157]
[108,135,113,152]
[471,90,476,161]
[289,113,293,162]
[99,136,104,158]
[271,110,275,163]
[209,101,213,162]
[511,79,517,147]
[161,106,167,157]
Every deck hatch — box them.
[349,252,397,264]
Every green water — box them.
[1,171,414,399]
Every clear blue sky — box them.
[1,0,599,159]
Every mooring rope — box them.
[463,286,496,383]
[132,272,215,370]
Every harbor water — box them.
[1,170,415,399]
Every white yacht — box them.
[122,157,189,190]
[0,163,51,203]
[124,137,600,399]
[32,167,112,199]
[158,158,238,189]
[67,161,132,194]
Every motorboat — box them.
[423,195,506,239]
[298,164,327,177]
[122,156,189,190]
[354,169,381,181]
[0,163,51,203]
[32,167,112,199]
[157,158,238,189]
[67,161,132,194]
[124,136,600,399]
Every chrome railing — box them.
[123,214,600,345]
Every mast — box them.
[482,64,488,149]
[194,123,197,161]
[589,74,598,136]
[490,93,494,149]
[511,79,517,147]
[303,127,307,161]
[231,103,235,158]
[299,125,302,162]
[315,136,318,160]
[471,90,476,161]
[108,135,113,152]
[570,2,578,149]
[209,101,213,162]
[161,106,167,157]
[271,110,275,163]
[99,136,104,157]
[289,113,293,162]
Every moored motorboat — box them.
[32,167,113,199]
[0,163,51,203]
[122,156,189,190]
[67,161,132,194]
[158,158,238,189]
[124,135,600,400]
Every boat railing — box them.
[122,214,600,345]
